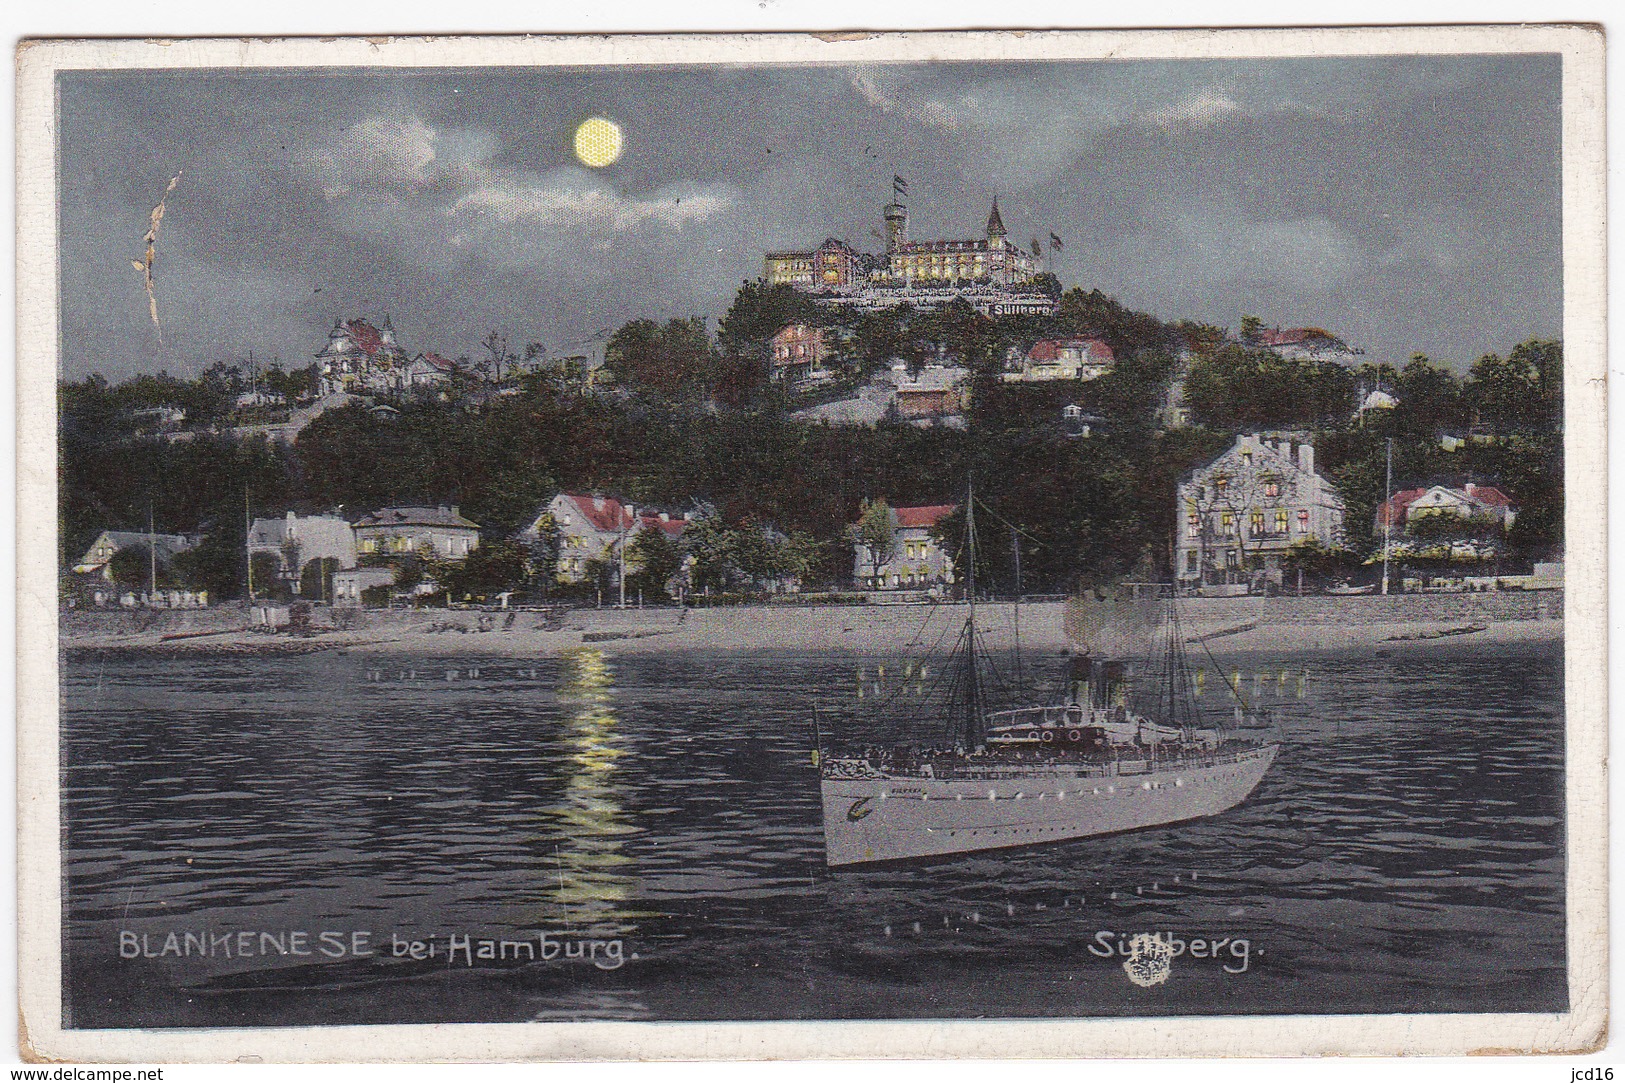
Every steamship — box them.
[818,493,1279,867]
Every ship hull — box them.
[821,745,1277,866]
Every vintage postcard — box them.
[16,26,1606,1061]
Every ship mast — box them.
[961,478,983,750]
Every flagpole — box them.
[1381,437,1393,596]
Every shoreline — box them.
[60,600,1564,659]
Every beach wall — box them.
[1167,591,1562,626]
[58,590,1563,658]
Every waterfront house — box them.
[353,505,481,561]
[524,493,689,584]
[332,565,399,605]
[248,511,358,591]
[1371,482,1518,576]
[1373,482,1517,535]
[852,503,957,591]
[73,529,200,583]
[1176,433,1346,592]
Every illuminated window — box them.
[1187,514,1200,538]
[1298,510,1310,532]
[1250,512,1265,535]
[1264,479,1280,498]
[1221,512,1235,536]
[1215,476,1229,493]
[1276,509,1289,533]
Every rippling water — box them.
[61,640,1565,1027]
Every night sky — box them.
[57,53,1562,380]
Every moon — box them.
[573,117,624,168]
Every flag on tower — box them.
[893,175,909,196]
[1049,232,1065,251]
[1030,237,1042,257]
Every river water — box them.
[60,640,1565,1027]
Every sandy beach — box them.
[60,596,1563,659]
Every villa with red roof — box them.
[525,493,690,584]
[1250,326,1360,363]
[405,352,458,391]
[1374,482,1517,535]
[1003,337,1116,382]
[315,317,466,397]
[852,502,958,591]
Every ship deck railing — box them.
[817,742,1271,782]
[933,745,1265,781]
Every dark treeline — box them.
[59,280,1564,600]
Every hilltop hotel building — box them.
[764,199,1056,317]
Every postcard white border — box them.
[15,24,1607,1061]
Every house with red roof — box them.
[1250,326,1360,363]
[314,316,471,398]
[525,493,690,584]
[1373,483,1517,535]
[852,502,957,591]
[406,352,458,391]
[1003,337,1115,383]
[315,317,414,396]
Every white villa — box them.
[1176,433,1346,592]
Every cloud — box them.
[289,114,737,275]
[450,170,731,233]
[1138,89,1243,129]
[294,115,446,200]
[1115,198,1364,293]
[848,69,961,131]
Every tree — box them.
[681,510,742,594]
[480,331,522,384]
[1051,288,1173,359]
[1238,314,1265,346]
[108,545,157,588]
[1030,271,1062,301]
[436,540,529,600]
[852,498,895,587]
[262,363,318,404]
[171,532,244,600]
[1280,537,1357,593]
[249,552,285,599]
[524,512,561,594]
[605,317,713,399]
[774,530,823,590]
[919,298,998,375]
[853,306,915,375]
[1394,353,1465,435]
[1184,345,1355,431]
[299,556,342,600]
[715,280,821,360]
[1466,340,1562,434]
[627,526,683,601]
